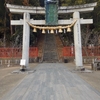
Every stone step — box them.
[37,33,64,63]
[37,34,45,61]
[43,34,58,63]
[55,34,64,62]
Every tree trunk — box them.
[3,10,6,47]
[83,46,88,57]
[9,13,13,35]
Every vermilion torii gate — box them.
[6,2,97,69]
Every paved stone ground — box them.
[0,64,38,99]
[1,63,100,100]
[0,66,26,98]
[64,63,100,93]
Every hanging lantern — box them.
[50,29,54,34]
[33,28,37,32]
[59,28,63,33]
[42,29,45,34]
[67,27,71,32]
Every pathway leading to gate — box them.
[1,63,100,100]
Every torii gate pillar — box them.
[73,12,83,68]
[21,12,30,68]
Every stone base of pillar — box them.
[20,65,26,71]
[76,66,85,71]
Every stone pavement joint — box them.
[1,63,100,100]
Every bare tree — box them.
[82,28,100,57]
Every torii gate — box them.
[6,2,97,69]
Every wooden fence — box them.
[0,47,38,58]
[63,46,100,57]
[0,46,100,58]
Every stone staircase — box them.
[43,34,59,63]
[37,33,64,63]
[55,34,64,62]
[37,34,45,62]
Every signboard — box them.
[45,0,58,25]
[20,59,26,66]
